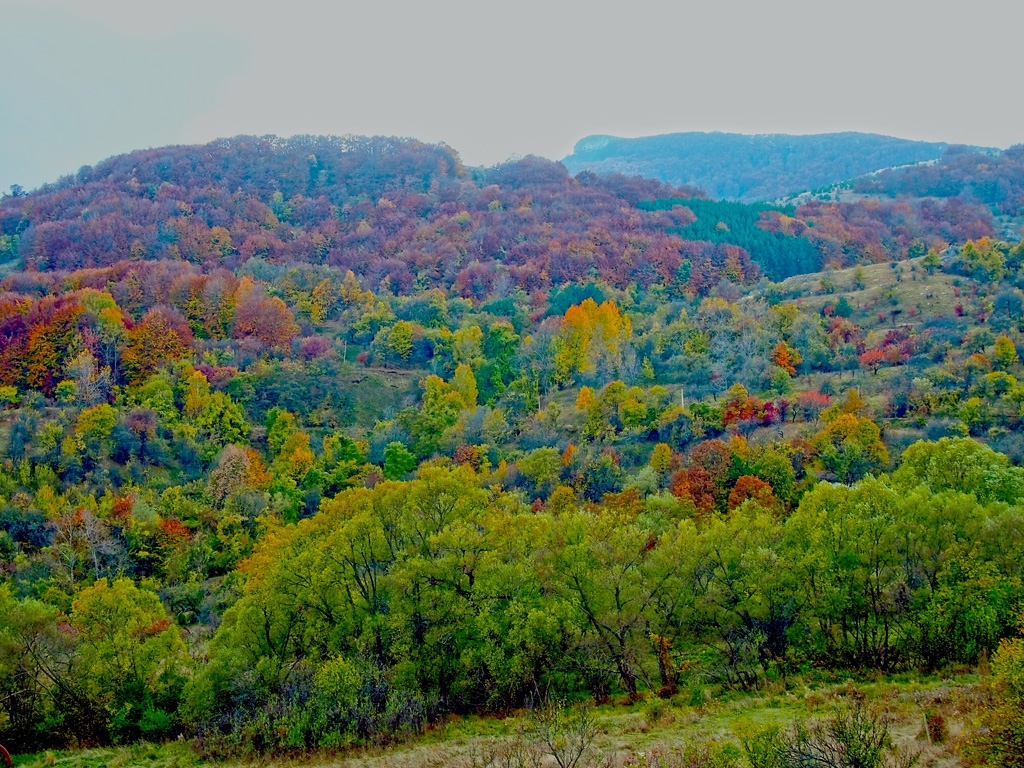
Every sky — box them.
[2,0,1022,193]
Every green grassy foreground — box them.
[11,672,979,768]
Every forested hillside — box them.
[0,135,998,291]
[561,132,958,202]
[2,136,1024,767]
[853,144,1024,216]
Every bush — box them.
[744,700,917,768]
[0,385,19,408]
[924,712,947,744]
[523,700,598,768]
[969,633,1024,767]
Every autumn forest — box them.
[1,134,1024,768]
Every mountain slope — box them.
[852,144,1024,215]
[0,135,728,291]
[562,131,963,202]
[0,134,1002,298]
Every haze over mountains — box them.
[561,131,989,202]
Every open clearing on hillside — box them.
[758,255,963,332]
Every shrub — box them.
[924,712,947,744]
[744,700,917,768]
[0,385,21,408]
[969,631,1024,767]
[524,700,598,768]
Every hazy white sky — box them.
[2,0,1022,192]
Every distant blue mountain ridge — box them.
[561,131,992,203]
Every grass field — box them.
[340,366,422,427]
[762,256,965,333]
[10,672,981,767]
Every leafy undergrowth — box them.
[12,673,980,768]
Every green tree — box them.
[196,391,250,455]
[383,441,417,480]
[479,321,520,402]
[0,385,19,408]
[266,408,297,455]
[54,379,77,404]
[852,265,867,290]
[185,466,565,743]
[518,447,563,498]
[917,551,1021,668]
[750,447,797,507]
[783,478,911,669]
[411,375,463,456]
[960,239,1007,282]
[650,504,789,690]
[0,587,74,748]
[546,509,661,697]
[892,437,1024,504]
[70,578,189,743]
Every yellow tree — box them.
[180,368,211,420]
[122,307,193,384]
[553,298,632,384]
[811,413,889,483]
[388,321,414,362]
[650,443,673,474]
[452,325,484,368]
[576,386,595,410]
[76,404,117,455]
[274,431,316,481]
[451,363,479,409]
[995,336,1019,370]
[310,278,340,324]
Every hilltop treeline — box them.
[562,131,956,202]
[0,136,728,292]
[0,136,1000,294]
